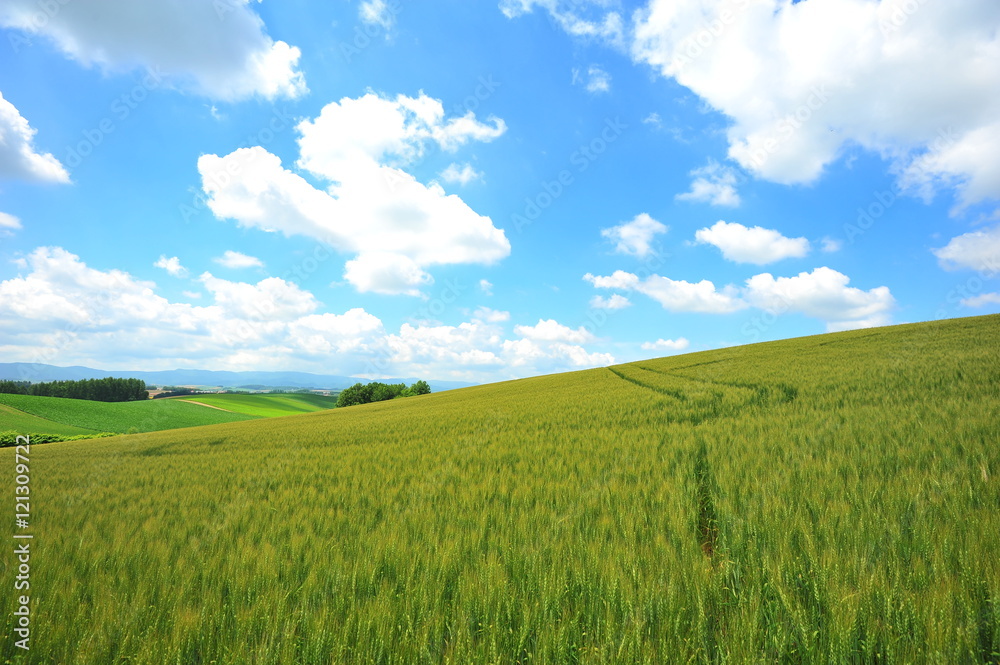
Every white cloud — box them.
[641,338,690,352]
[198,92,510,296]
[287,309,385,356]
[0,91,70,183]
[440,162,483,185]
[154,255,188,278]
[479,279,494,296]
[695,221,810,264]
[643,112,662,127]
[0,0,306,101]
[585,270,746,314]
[821,237,843,253]
[932,225,1000,274]
[343,252,433,297]
[676,161,741,207]
[0,247,614,381]
[514,319,595,344]
[590,294,631,310]
[385,317,613,381]
[500,0,625,46]
[583,65,612,94]
[199,272,318,321]
[744,267,895,331]
[961,293,1000,308]
[601,213,668,257]
[0,212,22,231]
[214,250,264,269]
[586,265,893,330]
[473,306,510,323]
[359,0,397,31]
[630,0,1000,207]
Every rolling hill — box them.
[4,315,998,663]
[0,393,258,435]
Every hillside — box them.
[0,393,258,435]
[5,315,998,663]
[170,393,338,417]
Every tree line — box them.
[335,380,430,408]
[0,377,149,402]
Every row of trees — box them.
[335,380,430,408]
[0,377,149,402]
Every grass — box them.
[0,393,258,435]
[173,392,337,417]
[0,402,99,437]
[2,314,998,663]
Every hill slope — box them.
[6,315,999,664]
[171,393,337,417]
[0,393,258,434]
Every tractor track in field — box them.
[177,400,236,413]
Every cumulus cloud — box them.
[641,338,690,352]
[0,247,614,381]
[0,91,70,183]
[694,221,810,265]
[932,225,1000,274]
[586,265,894,330]
[590,294,631,310]
[198,272,318,321]
[214,250,264,269]
[744,267,895,332]
[514,319,595,344]
[343,252,433,297]
[440,162,483,185]
[154,255,188,278]
[629,0,1000,207]
[585,270,745,314]
[0,212,22,233]
[198,91,510,295]
[601,213,668,258]
[479,279,494,296]
[384,316,613,380]
[473,307,510,323]
[676,161,741,207]
[961,293,1000,308]
[0,0,306,100]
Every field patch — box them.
[171,393,337,418]
[0,402,99,437]
[0,393,258,434]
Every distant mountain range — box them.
[0,363,474,393]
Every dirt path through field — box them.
[177,400,235,413]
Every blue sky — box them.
[0,0,998,383]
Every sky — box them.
[0,0,998,384]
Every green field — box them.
[3,315,999,663]
[0,393,258,435]
[172,392,337,417]
[0,402,98,437]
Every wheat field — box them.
[2,315,998,663]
